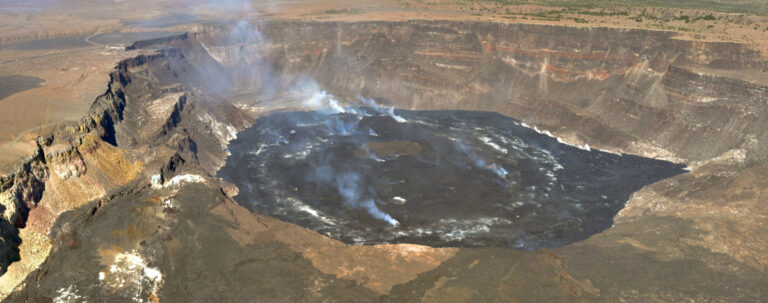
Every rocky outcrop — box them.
[3,19,768,302]
[125,33,189,51]
[0,142,47,275]
[0,51,186,284]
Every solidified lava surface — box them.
[218,107,686,249]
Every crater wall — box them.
[197,20,767,163]
[2,20,768,301]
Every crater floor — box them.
[219,108,686,249]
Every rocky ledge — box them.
[1,20,766,302]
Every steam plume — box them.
[336,172,399,226]
[206,8,404,227]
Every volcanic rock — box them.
[1,19,767,302]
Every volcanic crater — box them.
[2,17,768,302]
[219,106,685,249]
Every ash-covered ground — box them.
[219,103,686,250]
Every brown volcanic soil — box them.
[2,0,767,172]
[1,1,768,302]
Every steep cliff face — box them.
[0,50,211,292]
[0,61,130,284]
[198,20,767,163]
[0,146,45,275]
[2,20,768,302]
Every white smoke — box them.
[363,199,399,226]
[328,97,347,114]
[323,116,359,136]
[386,106,408,123]
[455,141,509,178]
[192,4,405,228]
[293,81,352,115]
[360,97,408,123]
[335,172,399,226]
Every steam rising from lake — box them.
[218,108,686,249]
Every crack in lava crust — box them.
[218,108,686,250]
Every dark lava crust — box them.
[218,108,686,249]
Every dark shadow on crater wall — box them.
[0,210,21,276]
